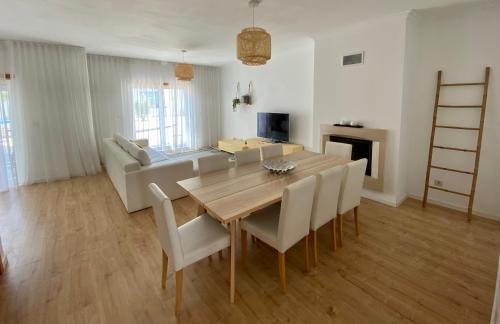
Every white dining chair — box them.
[337,159,368,247]
[198,153,233,258]
[325,141,352,160]
[149,183,230,316]
[309,165,345,266]
[198,153,231,175]
[261,143,283,160]
[240,176,317,293]
[235,148,261,166]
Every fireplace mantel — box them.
[320,124,387,192]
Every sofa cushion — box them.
[103,138,141,172]
[127,142,152,166]
[114,133,130,150]
[144,147,169,163]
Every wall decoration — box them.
[242,81,253,105]
[232,82,241,111]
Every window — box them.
[133,87,163,149]
[132,86,194,152]
[0,83,17,190]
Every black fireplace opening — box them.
[330,136,372,176]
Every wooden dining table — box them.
[177,150,349,303]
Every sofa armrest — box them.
[124,159,195,212]
[133,138,149,147]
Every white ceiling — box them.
[0,0,480,66]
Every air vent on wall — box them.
[342,52,364,66]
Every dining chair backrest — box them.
[198,153,231,175]
[261,143,284,160]
[338,159,368,215]
[235,148,261,166]
[325,141,352,160]
[310,165,345,231]
[149,183,184,271]
[277,176,316,252]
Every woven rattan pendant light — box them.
[175,50,194,81]
[237,0,271,65]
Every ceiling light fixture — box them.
[175,50,194,81]
[237,0,271,66]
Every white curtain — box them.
[191,65,221,149]
[87,55,135,155]
[87,54,221,156]
[2,40,101,185]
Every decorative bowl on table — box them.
[262,159,297,174]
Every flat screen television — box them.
[257,112,290,142]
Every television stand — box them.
[218,138,303,155]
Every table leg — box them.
[230,220,236,303]
[197,203,205,215]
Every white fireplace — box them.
[320,124,387,192]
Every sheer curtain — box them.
[3,40,101,185]
[87,54,221,155]
[87,55,135,156]
[191,65,221,148]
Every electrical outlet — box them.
[434,179,443,187]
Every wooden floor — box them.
[1,173,499,323]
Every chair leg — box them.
[175,270,183,317]
[330,219,337,251]
[354,206,360,236]
[278,252,286,293]
[312,230,318,267]
[303,235,310,273]
[241,229,247,262]
[252,235,257,245]
[337,214,343,248]
[218,250,223,260]
[162,250,168,288]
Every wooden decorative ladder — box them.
[422,67,491,221]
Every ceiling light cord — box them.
[252,6,255,27]
[248,0,261,28]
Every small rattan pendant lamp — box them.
[237,0,271,65]
[175,50,194,81]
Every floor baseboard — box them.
[407,194,499,221]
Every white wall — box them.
[405,2,500,218]
[398,11,420,205]
[0,42,7,73]
[313,13,409,206]
[220,40,314,150]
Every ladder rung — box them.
[435,125,480,130]
[438,105,482,108]
[428,186,470,197]
[433,145,476,153]
[431,165,474,175]
[440,82,485,87]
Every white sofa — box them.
[103,136,195,213]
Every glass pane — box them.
[0,84,17,188]
[133,88,162,149]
